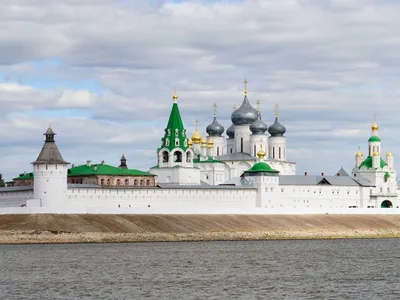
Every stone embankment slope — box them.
[0,214,400,244]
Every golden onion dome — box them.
[188,138,193,147]
[201,138,207,147]
[372,151,380,156]
[356,151,363,157]
[387,151,393,157]
[257,147,266,159]
[371,121,379,131]
[207,137,214,148]
[191,131,201,143]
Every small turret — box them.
[119,153,128,169]
[355,146,364,167]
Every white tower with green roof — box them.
[352,120,397,208]
[243,148,280,208]
[150,92,200,185]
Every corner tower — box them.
[32,125,69,207]
[151,92,200,185]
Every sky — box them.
[1,0,400,181]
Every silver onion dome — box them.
[206,117,225,137]
[268,116,286,136]
[226,124,235,138]
[250,113,268,135]
[231,95,258,126]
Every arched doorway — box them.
[381,200,393,208]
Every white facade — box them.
[33,163,69,207]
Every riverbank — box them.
[1,214,400,244]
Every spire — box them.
[371,114,379,131]
[160,93,189,151]
[191,119,202,143]
[32,126,69,165]
[243,79,248,96]
[356,146,363,157]
[44,124,56,143]
[257,147,266,161]
[119,153,128,169]
[275,103,279,118]
[173,90,178,103]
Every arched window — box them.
[162,151,169,163]
[107,179,111,185]
[134,179,138,186]
[175,138,180,146]
[217,147,220,156]
[273,147,275,158]
[240,138,244,152]
[125,179,129,186]
[117,179,121,186]
[186,151,192,163]
[254,145,256,156]
[174,151,182,162]
[279,147,281,159]
[100,179,105,185]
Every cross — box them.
[243,79,248,95]
[275,103,279,117]
[213,103,217,117]
[256,100,260,113]
[195,119,198,130]
[233,105,237,111]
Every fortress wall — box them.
[65,187,258,210]
[0,190,33,207]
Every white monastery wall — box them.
[0,189,33,207]
[278,185,370,209]
[65,187,258,210]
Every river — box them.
[1,239,399,299]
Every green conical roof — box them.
[160,95,189,151]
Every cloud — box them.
[1,0,400,180]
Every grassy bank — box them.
[0,214,400,244]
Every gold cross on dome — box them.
[256,100,260,113]
[213,103,217,117]
[243,79,248,95]
[275,103,279,117]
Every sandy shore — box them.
[1,214,400,244]
[1,228,400,244]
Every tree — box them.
[0,174,5,187]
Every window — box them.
[230,148,233,153]
[240,138,244,152]
[217,147,220,156]
[254,145,256,156]
[165,139,170,147]
[117,179,121,186]
[273,148,275,158]
[146,180,150,185]
[174,151,182,162]
[140,180,144,186]
[175,138,180,146]
[125,179,129,186]
[134,180,138,186]
[162,151,169,163]
[186,151,192,163]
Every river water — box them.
[1,239,399,299]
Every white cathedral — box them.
[0,81,399,213]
